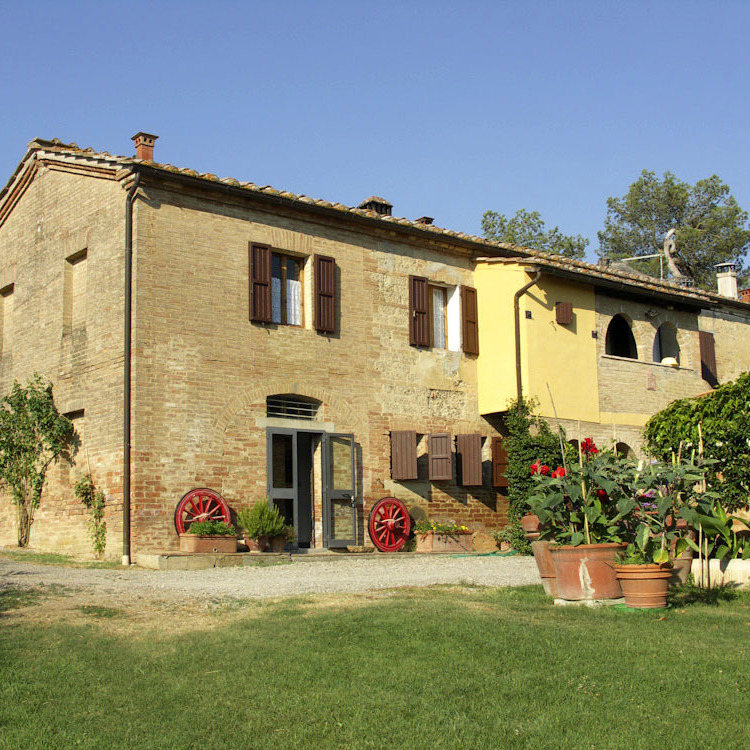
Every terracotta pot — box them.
[245,535,269,553]
[521,514,541,535]
[415,532,473,553]
[269,535,286,553]
[614,564,673,609]
[530,540,558,598]
[550,543,625,600]
[179,534,238,553]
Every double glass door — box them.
[267,429,356,548]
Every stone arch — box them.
[605,314,638,359]
[652,322,680,365]
[615,441,635,459]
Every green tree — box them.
[482,208,589,259]
[598,170,750,289]
[0,375,75,546]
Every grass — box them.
[0,546,121,569]
[1,584,749,749]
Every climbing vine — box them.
[502,398,567,552]
[75,474,107,558]
[644,372,750,511]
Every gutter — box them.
[122,172,140,566]
[514,269,542,405]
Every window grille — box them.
[266,395,320,421]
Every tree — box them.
[0,375,74,547]
[598,170,750,290]
[482,208,589,259]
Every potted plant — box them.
[179,520,238,553]
[528,439,635,601]
[237,501,287,553]
[414,520,473,553]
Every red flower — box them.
[540,465,550,476]
[581,438,599,457]
[596,488,608,500]
[551,467,566,478]
[529,463,538,476]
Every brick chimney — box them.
[716,262,739,300]
[740,288,750,304]
[358,196,392,216]
[131,132,159,161]
[415,216,434,225]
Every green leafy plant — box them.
[644,372,750,511]
[413,520,471,535]
[502,397,566,555]
[186,520,236,537]
[0,375,75,547]
[237,501,286,539]
[74,474,106,558]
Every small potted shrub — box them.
[237,501,286,553]
[179,520,238,553]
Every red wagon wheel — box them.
[368,497,411,552]
[174,488,231,535]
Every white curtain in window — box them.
[271,277,282,324]
[287,278,301,326]
[432,287,446,349]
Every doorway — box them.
[266,428,357,549]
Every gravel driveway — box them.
[1,554,540,602]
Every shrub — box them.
[237,501,286,539]
[644,372,750,511]
[74,474,106,558]
[187,520,236,537]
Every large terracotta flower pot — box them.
[530,540,558,598]
[614,564,673,609]
[245,535,269,553]
[550,543,625,601]
[269,535,286,553]
[179,534,238,553]
[416,532,473,553]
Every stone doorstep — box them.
[134,550,501,570]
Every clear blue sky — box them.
[1,0,748,262]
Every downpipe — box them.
[513,269,542,405]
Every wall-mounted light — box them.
[645,308,659,319]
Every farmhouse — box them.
[1,133,748,561]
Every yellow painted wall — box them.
[475,262,599,421]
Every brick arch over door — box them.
[210,378,366,446]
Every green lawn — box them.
[0,546,121,568]
[1,584,748,749]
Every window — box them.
[249,243,304,326]
[652,323,680,365]
[64,250,87,332]
[409,277,477,353]
[605,314,637,359]
[699,331,718,386]
[428,433,452,481]
[266,394,320,421]
[313,254,336,333]
[0,284,13,356]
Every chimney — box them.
[358,196,392,216]
[131,132,159,161]
[415,216,434,225]
[715,262,739,300]
[740,288,750,304]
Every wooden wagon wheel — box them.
[368,497,411,552]
[174,488,231,535]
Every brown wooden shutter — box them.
[428,433,452,481]
[456,434,482,486]
[556,301,573,325]
[409,276,430,346]
[491,437,509,488]
[391,431,417,480]
[461,285,479,355]
[249,243,272,322]
[314,254,336,333]
[699,331,718,386]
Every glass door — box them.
[267,429,297,530]
[322,433,357,548]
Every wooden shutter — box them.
[461,285,479,355]
[391,431,417,480]
[314,254,336,333]
[409,276,430,346]
[456,434,482,486]
[699,331,718,386]
[491,437,509,488]
[249,243,272,322]
[428,433,452,481]
[556,301,573,325]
